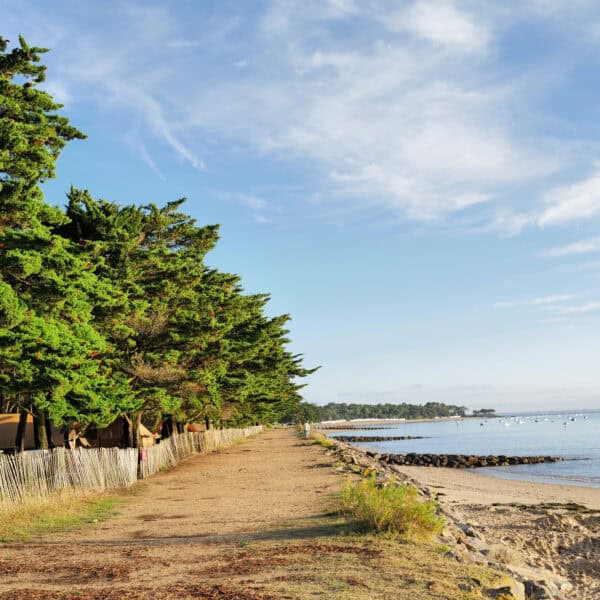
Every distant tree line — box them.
[472,409,496,417]
[0,36,315,450]
[282,402,468,423]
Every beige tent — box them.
[0,414,35,450]
[139,423,157,448]
[96,417,157,448]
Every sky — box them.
[3,0,600,411]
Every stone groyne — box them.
[365,450,562,468]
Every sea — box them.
[328,410,600,488]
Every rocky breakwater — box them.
[371,451,562,469]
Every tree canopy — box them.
[0,35,315,448]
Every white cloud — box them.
[4,4,205,174]
[551,301,600,314]
[7,0,596,225]
[389,1,491,53]
[188,24,555,220]
[495,294,577,308]
[487,164,600,233]
[539,166,600,226]
[542,237,600,258]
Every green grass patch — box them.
[310,431,335,448]
[339,476,445,540]
[0,491,124,542]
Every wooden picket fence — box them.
[0,425,262,506]
[138,427,262,479]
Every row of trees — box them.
[303,402,467,422]
[0,36,314,450]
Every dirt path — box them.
[0,431,520,600]
[0,429,343,598]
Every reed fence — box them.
[0,425,262,506]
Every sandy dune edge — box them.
[395,465,600,599]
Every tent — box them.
[0,413,35,450]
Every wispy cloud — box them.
[189,3,557,221]
[494,294,577,308]
[4,3,205,174]
[390,0,491,53]
[550,301,600,314]
[542,237,600,258]
[8,0,600,228]
[487,164,600,234]
[539,166,600,226]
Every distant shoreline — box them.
[316,416,468,429]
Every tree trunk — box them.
[161,416,173,440]
[122,416,134,448]
[32,408,49,450]
[45,414,54,448]
[133,413,142,448]
[15,410,28,453]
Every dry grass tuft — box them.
[0,489,119,542]
[339,476,445,540]
[309,431,335,448]
[486,543,523,565]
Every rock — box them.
[484,580,525,600]
[457,523,483,539]
[523,580,558,600]
[484,586,516,599]
[379,451,561,468]
[464,536,489,554]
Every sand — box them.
[394,465,600,599]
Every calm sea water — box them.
[328,411,600,488]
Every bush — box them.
[339,476,445,540]
[309,431,335,448]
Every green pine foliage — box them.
[0,36,134,438]
[0,35,315,446]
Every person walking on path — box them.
[303,422,311,439]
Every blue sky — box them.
[4,0,600,411]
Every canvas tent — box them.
[96,417,157,448]
[0,413,35,450]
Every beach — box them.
[395,464,600,599]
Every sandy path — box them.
[0,429,342,598]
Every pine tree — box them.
[1,34,315,442]
[0,36,133,448]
